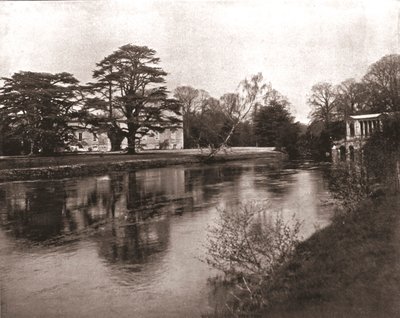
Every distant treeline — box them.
[0,43,399,159]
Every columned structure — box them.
[332,113,384,162]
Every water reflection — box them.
[0,159,335,318]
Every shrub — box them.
[326,164,370,213]
[204,202,302,315]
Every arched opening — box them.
[349,146,355,162]
[339,146,346,161]
[349,122,355,137]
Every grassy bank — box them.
[0,147,281,182]
[259,193,400,318]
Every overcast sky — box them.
[0,0,398,122]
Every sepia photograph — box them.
[0,0,399,317]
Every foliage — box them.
[363,54,400,113]
[326,114,400,212]
[255,195,400,318]
[363,113,400,191]
[254,95,302,158]
[335,78,368,118]
[205,73,267,158]
[173,74,268,155]
[301,120,345,161]
[326,165,370,213]
[173,87,212,148]
[174,75,305,158]
[205,202,301,314]
[83,83,125,151]
[308,82,338,128]
[88,44,181,154]
[173,86,200,148]
[0,71,83,155]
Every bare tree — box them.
[173,86,199,116]
[173,86,199,148]
[206,73,266,158]
[308,82,337,128]
[220,92,240,119]
[335,79,367,119]
[363,54,400,112]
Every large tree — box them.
[85,61,126,151]
[254,99,292,146]
[254,91,301,158]
[363,54,400,113]
[308,82,338,128]
[90,44,181,154]
[173,86,210,148]
[335,79,368,119]
[0,71,82,155]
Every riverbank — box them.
[259,193,400,318]
[0,147,282,182]
[204,190,400,317]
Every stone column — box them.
[0,124,3,156]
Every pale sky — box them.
[0,0,399,122]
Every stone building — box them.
[332,113,384,162]
[68,122,183,152]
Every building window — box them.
[93,133,97,141]
[78,132,83,141]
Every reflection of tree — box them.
[0,175,127,243]
[184,165,248,203]
[125,169,191,219]
[58,174,126,233]
[253,164,296,195]
[108,174,124,218]
[95,171,178,267]
[0,182,71,241]
[95,218,170,265]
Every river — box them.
[0,159,335,318]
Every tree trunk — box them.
[108,130,124,151]
[206,121,239,159]
[127,134,136,154]
[106,122,125,152]
[183,114,191,149]
[126,123,138,154]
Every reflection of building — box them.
[332,113,384,162]
[68,122,183,152]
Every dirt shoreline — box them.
[0,148,284,182]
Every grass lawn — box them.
[0,147,276,170]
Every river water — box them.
[0,159,335,318]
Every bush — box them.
[326,164,370,213]
[363,113,400,192]
[204,202,302,315]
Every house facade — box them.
[332,113,384,162]
[69,123,184,152]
